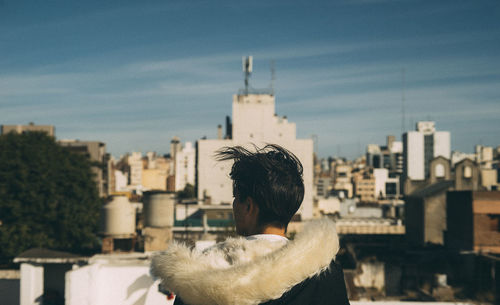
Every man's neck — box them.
[259,226,286,237]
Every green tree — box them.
[176,183,196,200]
[0,132,101,262]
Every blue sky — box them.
[1,0,499,158]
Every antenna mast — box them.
[401,68,406,134]
[270,60,276,95]
[242,56,253,95]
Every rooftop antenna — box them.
[270,60,276,95]
[401,68,406,134]
[242,56,253,95]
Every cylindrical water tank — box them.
[100,196,136,236]
[143,191,175,228]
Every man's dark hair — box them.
[215,144,304,228]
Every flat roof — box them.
[14,248,89,264]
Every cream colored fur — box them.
[150,218,339,305]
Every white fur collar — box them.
[150,219,339,305]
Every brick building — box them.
[447,191,500,254]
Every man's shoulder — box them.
[261,260,350,305]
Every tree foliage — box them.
[177,183,196,200]
[0,132,101,261]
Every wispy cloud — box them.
[1,27,499,158]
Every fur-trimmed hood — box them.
[150,219,339,305]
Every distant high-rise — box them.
[1,122,55,136]
[366,135,403,174]
[174,142,195,191]
[197,59,314,219]
[403,121,450,181]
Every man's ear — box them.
[246,197,259,216]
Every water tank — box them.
[100,196,136,237]
[143,191,175,228]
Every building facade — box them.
[197,93,314,219]
[447,191,500,254]
[1,123,55,137]
[174,142,196,191]
[403,121,451,181]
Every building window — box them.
[463,166,472,178]
[435,164,445,178]
[488,215,500,232]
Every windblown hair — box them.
[215,144,304,228]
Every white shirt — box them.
[246,234,289,243]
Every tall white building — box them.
[403,121,451,181]
[128,152,143,186]
[175,142,196,191]
[197,93,314,219]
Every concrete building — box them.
[142,169,167,191]
[333,163,354,198]
[314,197,341,217]
[128,152,143,187]
[474,145,498,190]
[316,175,332,198]
[405,180,455,246]
[428,156,452,183]
[366,144,382,168]
[114,170,128,192]
[366,136,403,174]
[354,174,376,202]
[476,145,494,169]
[170,137,182,163]
[1,122,55,136]
[481,168,498,191]
[58,140,110,197]
[451,151,476,167]
[373,168,400,200]
[447,191,500,254]
[14,248,89,305]
[14,250,170,305]
[197,81,314,219]
[174,142,196,191]
[454,158,481,191]
[405,157,483,247]
[403,121,451,182]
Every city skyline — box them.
[1,0,499,158]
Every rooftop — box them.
[13,248,89,264]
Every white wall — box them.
[66,260,170,305]
[317,197,341,215]
[20,263,43,305]
[433,131,451,159]
[373,168,389,198]
[175,142,196,191]
[129,152,143,186]
[405,131,425,180]
[115,170,128,192]
[232,94,296,144]
[390,141,402,154]
[197,139,234,205]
